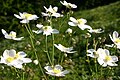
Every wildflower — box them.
[109,31,120,49]
[32,24,59,36]
[41,5,63,18]
[68,17,92,30]
[87,48,101,58]
[54,44,76,53]
[33,59,38,65]
[14,12,39,23]
[60,1,77,9]
[1,29,24,41]
[97,48,118,67]
[0,49,32,69]
[44,64,69,77]
[88,28,104,33]
[65,28,72,34]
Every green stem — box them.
[27,23,35,38]
[24,24,34,39]
[25,24,47,80]
[29,36,47,80]
[52,34,55,65]
[60,53,64,65]
[45,36,52,65]
[22,72,25,80]
[49,17,55,66]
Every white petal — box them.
[107,62,118,66]
[61,70,69,75]
[20,19,29,23]
[78,25,92,30]
[14,14,22,19]
[13,37,24,41]
[111,56,118,62]
[14,64,23,69]
[113,31,119,40]
[52,29,59,34]
[109,34,114,42]
[54,64,63,71]
[22,58,32,63]
[41,12,50,16]
[32,30,43,34]
[69,17,77,23]
[68,22,77,26]
[1,29,8,36]
[36,24,43,29]
[87,49,96,54]
[44,66,53,72]
[97,58,104,66]
[18,51,26,58]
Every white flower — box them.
[60,1,77,9]
[14,12,39,23]
[1,29,24,41]
[65,28,72,34]
[54,44,76,53]
[87,49,98,58]
[41,5,63,18]
[68,17,92,30]
[0,49,32,69]
[44,64,69,77]
[33,59,38,65]
[88,28,104,33]
[109,31,120,49]
[32,24,59,36]
[97,48,118,67]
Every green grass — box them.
[0,1,120,80]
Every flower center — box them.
[6,54,20,63]
[9,33,16,38]
[24,13,32,19]
[115,38,120,43]
[43,26,52,31]
[77,19,84,24]
[53,68,61,74]
[105,56,111,62]
[6,57,14,63]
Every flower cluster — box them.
[42,5,63,18]
[0,49,32,69]
[87,48,118,67]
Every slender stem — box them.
[52,34,55,65]
[86,38,93,75]
[45,36,52,65]
[49,17,55,66]
[25,24,47,80]
[24,24,34,39]
[29,36,47,80]
[60,53,64,64]
[27,23,35,38]
[22,72,25,80]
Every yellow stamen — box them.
[24,13,32,19]
[9,33,16,38]
[53,68,61,74]
[105,56,111,62]
[6,57,14,63]
[77,19,84,24]
[115,38,120,43]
